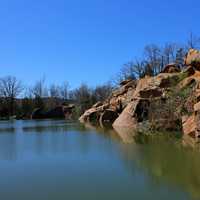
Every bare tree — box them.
[119,62,136,81]
[0,76,23,116]
[70,83,93,114]
[32,77,48,98]
[163,43,178,65]
[144,44,162,75]
[132,59,146,78]
[187,32,200,49]
[49,84,60,98]
[93,83,113,102]
[60,81,70,100]
[46,84,60,109]
[31,77,48,109]
[175,47,186,67]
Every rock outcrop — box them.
[80,49,200,142]
[113,73,180,131]
[182,101,200,138]
[32,104,75,119]
[79,79,137,125]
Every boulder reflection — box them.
[115,131,200,200]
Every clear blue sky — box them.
[0,0,200,88]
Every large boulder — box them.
[113,100,140,129]
[182,102,200,138]
[185,49,200,70]
[113,73,180,129]
[161,63,181,73]
[182,115,197,138]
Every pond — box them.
[0,120,199,200]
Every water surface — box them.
[0,120,199,200]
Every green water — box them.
[0,120,199,200]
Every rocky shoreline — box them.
[79,49,200,143]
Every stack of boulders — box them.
[80,49,200,140]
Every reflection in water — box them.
[182,135,200,150]
[0,120,199,200]
[85,123,200,200]
[0,133,17,160]
[113,126,136,143]
[83,122,121,142]
[117,134,200,200]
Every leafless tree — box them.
[163,43,178,65]
[60,81,70,100]
[144,44,162,75]
[70,83,93,114]
[0,76,23,116]
[49,84,60,98]
[32,77,48,98]
[119,62,136,81]
[187,32,200,49]
[175,47,186,67]
[93,82,113,102]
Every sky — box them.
[0,0,200,88]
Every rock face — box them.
[31,104,75,119]
[185,49,200,70]
[113,73,180,130]
[182,101,200,138]
[79,79,137,125]
[79,49,200,142]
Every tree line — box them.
[115,33,200,83]
[0,76,113,119]
[0,33,200,119]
